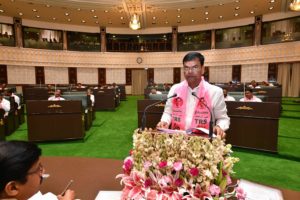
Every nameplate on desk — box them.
[48,104,62,108]
[95,191,122,200]
[98,91,105,93]
[236,106,253,111]
[155,103,165,107]
[257,90,267,94]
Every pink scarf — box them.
[171,77,211,130]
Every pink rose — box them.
[173,161,183,171]
[175,178,184,187]
[159,161,168,168]
[236,187,246,200]
[189,167,199,177]
[123,156,133,173]
[144,178,153,188]
[209,184,221,196]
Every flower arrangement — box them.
[117,129,245,200]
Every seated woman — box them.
[0,140,75,200]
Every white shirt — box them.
[0,98,10,113]
[48,96,65,101]
[240,96,262,102]
[224,95,236,101]
[161,81,230,131]
[90,94,95,106]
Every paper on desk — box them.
[239,179,283,200]
[28,191,58,200]
[95,191,122,200]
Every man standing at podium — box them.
[157,52,229,137]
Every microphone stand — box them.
[140,94,177,131]
[191,92,214,139]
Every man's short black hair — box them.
[0,141,42,191]
[245,88,253,93]
[182,52,205,66]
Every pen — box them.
[60,180,74,196]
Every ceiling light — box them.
[77,8,81,11]
[177,15,181,18]
[81,20,86,23]
[205,17,209,20]
[290,0,300,11]
[165,21,169,24]
[152,16,156,20]
[19,12,23,16]
[120,16,124,20]
[205,11,209,15]
[95,21,99,24]
[0,9,4,13]
[191,19,195,22]
[52,17,56,20]
[177,8,181,12]
[129,14,141,30]
[269,6,274,10]
[67,18,71,22]
[219,16,223,19]
[91,9,95,12]
[46,4,50,8]
[177,20,181,23]
[104,10,108,13]
[235,6,240,10]
[235,0,240,2]
[219,3,224,6]
[32,9,37,12]
[163,9,167,12]
[65,12,69,16]
[250,10,255,14]
[270,0,275,3]
[36,15,40,18]
[234,13,239,16]
[93,15,98,18]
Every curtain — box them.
[277,63,291,97]
[289,63,300,97]
[131,69,147,95]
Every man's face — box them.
[245,91,253,99]
[54,90,61,98]
[223,89,228,97]
[183,59,203,86]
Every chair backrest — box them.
[62,94,88,108]
[149,93,168,100]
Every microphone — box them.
[191,92,214,138]
[141,93,177,131]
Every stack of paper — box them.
[95,191,122,200]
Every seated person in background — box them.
[248,80,261,89]
[0,140,75,200]
[48,90,65,101]
[87,88,95,106]
[223,89,236,101]
[240,88,262,102]
[5,89,21,109]
[150,88,162,95]
[0,83,7,92]
[0,93,10,116]
[262,81,274,87]
[76,83,86,89]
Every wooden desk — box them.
[137,99,165,128]
[26,100,85,142]
[94,89,116,111]
[40,157,300,200]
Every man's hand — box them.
[156,121,169,129]
[57,189,75,200]
[213,126,226,138]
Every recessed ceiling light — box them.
[93,15,98,18]
[205,11,209,15]
[191,19,195,22]
[32,9,37,12]
[250,10,255,14]
[177,20,181,23]
[235,6,240,10]
[270,0,275,3]
[65,12,69,16]
[81,20,86,23]
[177,8,181,12]
[91,9,95,12]
[36,15,40,18]
[165,21,169,24]
[219,3,224,6]
[120,16,124,20]
[46,4,51,8]
[104,10,108,13]
[163,9,167,12]
[205,17,209,20]
[177,15,181,18]
[19,12,23,16]
[0,9,4,13]
[235,0,240,3]
[219,15,223,19]
[77,8,81,11]
[152,16,156,20]
[269,6,274,10]
[52,17,56,20]
[95,21,99,24]
[234,13,239,16]
[67,18,71,22]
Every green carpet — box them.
[6,96,300,191]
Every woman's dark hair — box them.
[182,52,205,66]
[0,141,41,191]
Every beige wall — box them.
[44,67,68,84]
[154,68,173,84]
[209,66,232,83]
[106,68,126,84]
[241,64,269,82]
[7,65,35,84]
[77,68,98,84]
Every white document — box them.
[239,179,283,200]
[95,191,122,200]
[28,191,58,200]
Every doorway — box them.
[131,69,147,95]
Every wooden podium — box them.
[225,101,280,153]
[137,99,165,128]
[26,100,85,142]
